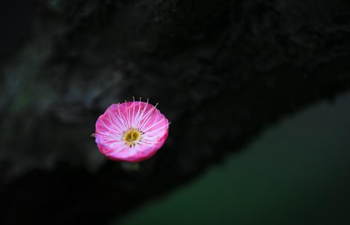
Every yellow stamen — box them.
[123,128,141,147]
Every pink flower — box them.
[94,98,170,162]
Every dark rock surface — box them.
[1,0,350,224]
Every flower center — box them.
[123,128,141,147]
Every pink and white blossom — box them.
[94,98,169,162]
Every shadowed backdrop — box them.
[0,0,350,224]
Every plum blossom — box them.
[94,98,169,162]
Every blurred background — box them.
[1,0,350,225]
[118,92,350,225]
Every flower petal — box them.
[94,100,169,162]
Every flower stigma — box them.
[123,128,142,147]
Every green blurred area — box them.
[116,92,350,225]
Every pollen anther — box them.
[123,128,141,147]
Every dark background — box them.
[118,92,350,225]
[0,0,350,224]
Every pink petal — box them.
[94,100,169,162]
